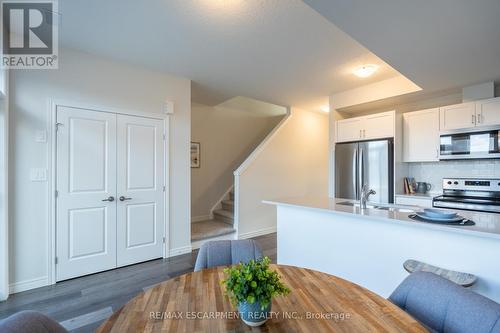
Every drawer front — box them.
[395,197,433,208]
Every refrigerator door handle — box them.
[353,148,358,199]
[359,148,364,196]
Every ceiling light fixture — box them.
[320,105,330,113]
[353,64,379,78]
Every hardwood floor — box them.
[0,233,277,333]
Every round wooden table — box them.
[97,265,427,332]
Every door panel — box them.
[476,97,500,126]
[116,115,164,266]
[403,108,439,162]
[126,203,156,248]
[440,102,476,131]
[335,143,358,200]
[69,207,107,258]
[336,118,363,143]
[363,112,394,140]
[56,107,117,281]
[359,140,393,204]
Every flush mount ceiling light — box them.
[353,64,379,78]
[320,105,330,113]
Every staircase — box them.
[191,188,236,244]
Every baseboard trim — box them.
[9,276,49,294]
[191,215,211,223]
[239,226,276,239]
[168,245,192,257]
[191,232,237,250]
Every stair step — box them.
[229,191,234,200]
[213,209,234,224]
[191,220,236,242]
[221,200,234,211]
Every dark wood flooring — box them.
[0,233,277,332]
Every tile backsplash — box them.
[408,160,500,193]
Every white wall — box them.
[236,108,329,238]
[0,70,9,300]
[9,48,191,291]
[191,103,283,219]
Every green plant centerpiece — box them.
[221,257,290,327]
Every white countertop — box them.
[264,196,500,240]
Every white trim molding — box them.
[48,99,171,285]
[0,69,9,301]
[191,232,237,250]
[191,215,211,223]
[168,245,192,257]
[9,276,49,294]
[233,108,291,240]
[239,226,277,240]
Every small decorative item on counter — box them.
[221,257,290,327]
[404,177,417,194]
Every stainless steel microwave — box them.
[440,129,500,160]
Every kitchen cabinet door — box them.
[476,97,500,127]
[403,108,439,162]
[336,118,363,142]
[439,102,476,131]
[363,111,394,140]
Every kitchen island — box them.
[264,197,500,303]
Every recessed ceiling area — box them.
[304,0,500,95]
[58,0,410,112]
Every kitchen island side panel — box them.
[276,205,500,302]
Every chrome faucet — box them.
[360,184,376,209]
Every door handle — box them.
[119,196,132,202]
[102,196,115,202]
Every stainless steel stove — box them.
[433,178,500,213]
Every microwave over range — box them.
[440,129,500,160]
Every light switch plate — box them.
[30,168,47,182]
[163,100,174,114]
[35,130,47,143]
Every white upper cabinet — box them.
[403,108,440,162]
[439,102,476,131]
[336,118,363,142]
[476,97,500,126]
[336,111,394,143]
[439,97,500,131]
[363,112,395,140]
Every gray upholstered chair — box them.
[389,271,500,333]
[0,311,68,333]
[194,240,263,272]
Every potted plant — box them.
[222,257,290,327]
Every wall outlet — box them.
[30,168,47,182]
[35,130,47,143]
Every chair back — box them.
[390,271,500,333]
[0,311,68,333]
[194,240,263,271]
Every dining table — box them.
[97,264,427,332]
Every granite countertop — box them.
[263,196,500,240]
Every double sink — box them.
[337,201,415,213]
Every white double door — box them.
[56,106,165,281]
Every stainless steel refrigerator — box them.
[335,139,394,203]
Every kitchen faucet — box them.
[360,184,376,209]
